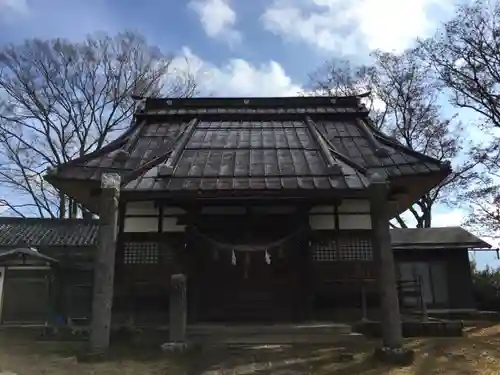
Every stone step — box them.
[131,323,357,346]
[183,323,357,345]
[186,323,352,337]
[221,332,366,345]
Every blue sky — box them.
[0,0,498,267]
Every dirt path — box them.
[0,324,500,374]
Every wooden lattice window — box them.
[123,242,159,264]
[337,236,372,261]
[311,235,373,262]
[311,239,337,261]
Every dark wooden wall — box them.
[1,268,51,324]
[18,232,476,325]
[394,248,476,310]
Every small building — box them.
[12,94,485,326]
[391,227,492,311]
[0,217,97,325]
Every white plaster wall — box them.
[123,216,186,232]
[164,207,187,215]
[124,202,186,232]
[123,217,159,232]
[338,214,371,229]
[125,201,158,216]
[338,199,370,213]
[309,215,336,230]
[162,217,186,232]
[309,200,372,230]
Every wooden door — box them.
[192,214,303,322]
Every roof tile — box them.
[0,218,98,248]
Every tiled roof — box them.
[126,119,369,191]
[391,227,492,249]
[46,95,450,195]
[0,217,99,247]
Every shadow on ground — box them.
[1,323,500,374]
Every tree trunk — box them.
[89,173,120,354]
[58,193,66,219]
[369,173,404,349]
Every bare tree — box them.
[308,59,386,127]
[462,184,500,237]
[0,31,197,218]
[308,49,481,228]
[419,0,500,168]
[420,0,500,128]
[419,0,500,234]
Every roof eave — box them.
[393,243,492,250]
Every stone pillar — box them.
[169,273,187,343]
[369,173,407,358]
[90,173,120,354]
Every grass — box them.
[0,322,500,374]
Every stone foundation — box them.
[374,346,415,366]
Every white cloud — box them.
[0,0,29,21]
[261,0,453,54]
[172,47,302,97]
[189,0,241,44]
[432,208,465,227]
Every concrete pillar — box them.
[90,173,120,354]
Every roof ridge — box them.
[308,118,369,176]
[0,217,98,223]
[45,118,144,177]
[156,118,199,177]
[363,117,451,168]
[304,117,343,175]
[354,118,392,158]
[133,94,366,111]
[121,119,198,186]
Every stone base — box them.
[161,342,189,353]
[373,346,415,366]
[76,351,109,363]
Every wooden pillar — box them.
[90,173,120,354]
[169,273,187,343]
[369,173,403,349]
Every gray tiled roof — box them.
[0,217,99,247]
[125,119,369,191]
[391,227,491,249]
[47,95,449,194]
